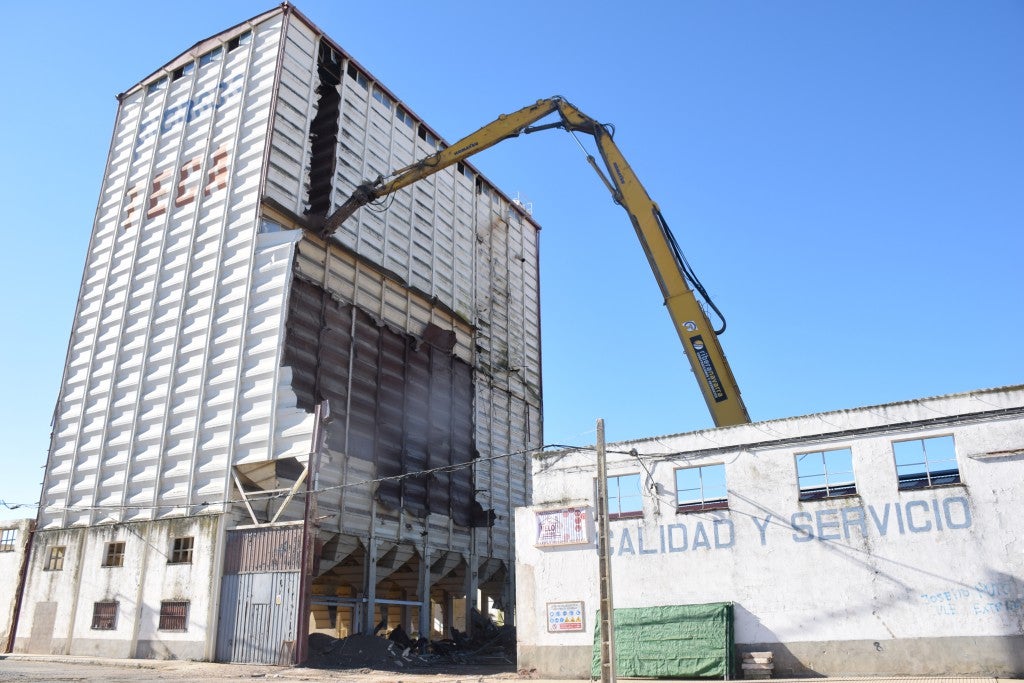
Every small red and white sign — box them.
[536,508,590,546]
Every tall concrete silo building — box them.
[15,4,540,663]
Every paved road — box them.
[0,655,527,682]
[0,657,1018,683]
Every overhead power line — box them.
[8,442,595,516]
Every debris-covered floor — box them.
[306,618,516,675]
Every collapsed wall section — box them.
[282,275,485,527]
[262,12,541,585]
[250,12,543,635]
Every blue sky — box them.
[0,1,1021,519]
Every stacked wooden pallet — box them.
[741,651,774,679]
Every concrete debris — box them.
[307,612,515,673]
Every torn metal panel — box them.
[283,277,490,527]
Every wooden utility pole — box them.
[595,419,617,683]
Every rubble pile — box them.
[306,610,515,673]
[307,633,401,670]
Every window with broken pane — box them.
[168,536,194,564]
[0,528,17,552]
[45,546,65,571]
[605,473,643,519]
[796,447,857,500]
[676,463,729,511]
[893,435,959,490]
[102,541,126,567]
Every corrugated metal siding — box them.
[264,15,316,213]
[218,527,302,663]
[40,2,540,630]
[265,21,537,347]
[223,526,304,574]
[235,228,313,468]
[216,571,300,664]
[39,11,289,528]
[264,13,543,571]
[293,237,474,361]
[282,277,483,526]
[472,208,541,559]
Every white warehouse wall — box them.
[0,520,33,650]
[15,515,223,658]
[516,385,1024,678]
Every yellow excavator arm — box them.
[321,97,750,427]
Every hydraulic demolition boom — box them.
[320,97,751,427]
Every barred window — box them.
[169,537,194,565]
[91,601,118,630]
[102,541,125,567]
[159,601,189,631]
[0,528,17,552]
[45,546,65,571]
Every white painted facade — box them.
[0,519,33,650]
[516,385,1024,677]
[17,516,222,658]
[17,5,538,661]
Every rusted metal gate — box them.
[216,526,303,664]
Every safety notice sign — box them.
[546,601,585,632]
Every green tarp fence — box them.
[592,602,734,679]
